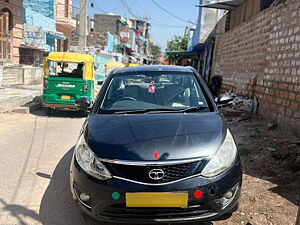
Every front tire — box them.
[80,110,89,117]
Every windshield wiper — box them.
[178,106,209,113]
[114,106,208,114]
[114,108,178,114]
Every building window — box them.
[19,48,42,66]
[261,0,275,10]
[63,39,68,52]
[57,39,62,51]
[0,8,12,62]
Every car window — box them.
[99,71,210,113]
[48,61,85,78]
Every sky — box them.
[73,0,200,50]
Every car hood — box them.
[85,112,227,161]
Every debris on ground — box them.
[262,147,276,152]
[247,214,268,225]
[214,115,299,225]
[267,123,278,131]
[220,92,257,125]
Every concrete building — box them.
[71,13,152,64]
[54,0,76,52]
[0,0,23,64]
[199,1,225,43]
[21,0,66,65]
[93,14,121,35]
[204,0,300,135]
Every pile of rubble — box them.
[219,91,300,172]
[220,92,258,125]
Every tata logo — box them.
[148,169,164,180]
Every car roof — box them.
[111,65,193,75]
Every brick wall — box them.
[211,0,300,136]
[94,14,120,35]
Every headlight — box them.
[75,134,112,180]
[201,130,237,178]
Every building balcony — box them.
[55,4,76,30]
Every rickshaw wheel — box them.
[80,110,89,117]
[45,108,52,116]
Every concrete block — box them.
[12,107,30,114]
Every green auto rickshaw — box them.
[42,52,95,115]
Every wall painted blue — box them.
[23,0,54,19]
[24,8,55,30]
[23,0,59,52]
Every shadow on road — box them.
[0,198,40,225]
[39,147,84,225]
[31,108,87,119]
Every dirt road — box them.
[216,117,300,225]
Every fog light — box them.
[80,193,90,202]
[224,190,233,199]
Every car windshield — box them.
[99,71,210,114]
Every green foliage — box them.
[150,44,162,58]
[165,35,188,63]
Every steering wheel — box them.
[119,97,137,101]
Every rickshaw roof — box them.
[105,61,125,68]
[47,52,94,63]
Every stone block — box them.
[12,107,29,114]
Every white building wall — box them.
[200,1,225,42]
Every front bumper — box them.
[70,155,242,223]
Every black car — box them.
[70,65,242,224]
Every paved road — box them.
[0,110,86,225]
[0,109,214,225]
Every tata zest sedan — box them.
[70,65,242,224]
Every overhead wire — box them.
[120,0,141,19]
[149,0,196,25]
[151,23,187,28]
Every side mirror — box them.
[216,94,234,108]
[76,97,91,110]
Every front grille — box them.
[103,160,205,184]
[99,205,215,221]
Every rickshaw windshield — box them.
[48,60,85,78]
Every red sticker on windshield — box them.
[148,81,156,94]
[153,150,159,160]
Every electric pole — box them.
[78,0,87,53]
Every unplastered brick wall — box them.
[211,0,300,136]
[212,8,271,95]
[258,0,300,135]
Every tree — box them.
[150,44,162,58]
[165,35,188,64]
